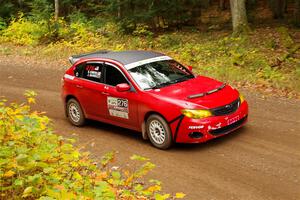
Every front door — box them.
[102,63,139,128]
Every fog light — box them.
[189,132,204,139]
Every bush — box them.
[133,24,153,37]
[0,14,48,45]
[28,0,53,22]
[0,17,7,30]
[154,34,181,49]
[0,91,185,199]
[277,27,294,48]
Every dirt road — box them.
[1,62,299,200]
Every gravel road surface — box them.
[1,63,299,200]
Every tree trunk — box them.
[117,0,121,18]
[246,0,257,22]
[219,0,227,10]
[17,0,23,8]
[54,0,59,21]
[295,0,300,27]
[189,3,201,26]
[269,0,286,19]
[230,0,249,34]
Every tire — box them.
[66,98,85,126]
[146,114,173,149]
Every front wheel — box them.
[66,98,85,126]
[146,114,173,149]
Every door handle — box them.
[76,85,83,89]
[101,92,110,95]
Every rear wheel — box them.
[66,99,85,126]
[146,114,172,149]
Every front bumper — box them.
[171,101,248,143]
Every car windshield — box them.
[128,60,194,90]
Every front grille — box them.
[209,116,247,136]
[211,98,240,116]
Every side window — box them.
[74,64,84,77]
[82,63,104,83]
[105,64,128,86]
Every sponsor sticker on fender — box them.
[188,125,204,130]
[227,115,239,125]
[107,97,129,119]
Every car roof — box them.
[69,50,166,66]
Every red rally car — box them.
[62,50,248,149]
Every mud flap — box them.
[141,122,148,140]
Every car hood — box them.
[147,76,239,109]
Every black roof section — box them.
[69,50,166,65]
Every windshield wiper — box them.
[143,82,173,90]
[144,75,194,90]
[171,74,194,84]
[151,82,173,89]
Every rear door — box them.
[102,62,139,128]
[74,62,107,119]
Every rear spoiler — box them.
[68,50,111,65]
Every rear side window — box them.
[74,64,84,77]
[105,65,128,86]
[80,63,104,83]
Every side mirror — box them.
[116,83,131,92]
[187,66,193,71]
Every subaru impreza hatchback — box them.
[62,50,248,149]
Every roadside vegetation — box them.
[0,91,185,199]
[1,16,299,97]
[0,1,300,98]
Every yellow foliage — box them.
[27,97,36,104]
[22,186,33,198]
[0,15,47,46]
[3,170,15,178]
[146,185,161,193]
[0,92,181,199]
[175,192,186,198]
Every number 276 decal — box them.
[107,97,129,119]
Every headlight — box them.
[239,93,245,103]
[181,109,212,119]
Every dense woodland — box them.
[1,0,300,34]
